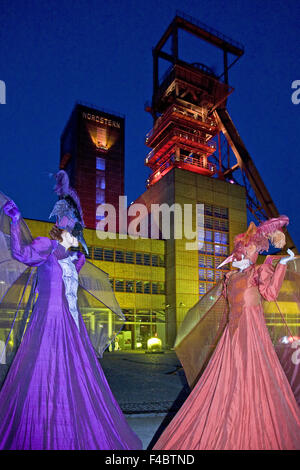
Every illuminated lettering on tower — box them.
[60,103,125,230]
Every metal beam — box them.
[214,107,298,252]
[153,12,244,89]
[175,15,244,57]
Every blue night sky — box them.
[0,0,300,246]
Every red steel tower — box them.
[145,64,231,187]
[145,11,297,252]
[144,13,240,188]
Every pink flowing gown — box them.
[153,262,300,450]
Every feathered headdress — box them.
[49,170,88,255]
[217,215,289,268]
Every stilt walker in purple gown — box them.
[0,171,142,450]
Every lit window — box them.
[125,280,134,293]
[144,281,151,294]
[136,281,143,293]
[198,203,230,298]
[136,253,143,265]
[96,188,105,204]
[96,157,106,170]
[96,173,106,189]
[198,254,206,267]
[206,256,214,268]
[205,243,214,254]
[204,205,213,216]
[215,270,224,281]
[115,279,124,292]
[152,282,159,294]
[198,241,206,253]
[214,231,228,244]
[199,268,205,280]
[215,245,228,256]
[126,252,134,264]
[199,282,206,295]
[115,251,124,263]
[206,282,214,293]
[213,206,228,219]
[151,255,159,266]
[204,217,213,229]
[144,254,150,266]
[104,249,114,262]
[205,230,213,242]
[214,219,228,232]
[198,230,205,241]
[94,247,103,260]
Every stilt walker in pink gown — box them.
[153,216,300,450]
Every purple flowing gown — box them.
[0,224,142,450]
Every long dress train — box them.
[153,262,300,450]
[0,227,142,450]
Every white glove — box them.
[279,249,295,265]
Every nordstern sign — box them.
[82,112,121,128]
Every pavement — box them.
[100,350,190,450]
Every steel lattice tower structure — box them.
[144,11,297,253]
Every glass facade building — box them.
[198,203,230,297]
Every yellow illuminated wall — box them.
[25,218,166,350]
[131,167,247,347]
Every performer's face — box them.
[62,230,79,248]
[232,254,251,271]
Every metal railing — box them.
[146,129,216,164]
[145,104,216,143]
[147,153,216,184]
[175,10,245,52]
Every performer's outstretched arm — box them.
[258,262,287,302]
[3,200,55,266]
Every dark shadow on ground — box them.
[147,381,191,449]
